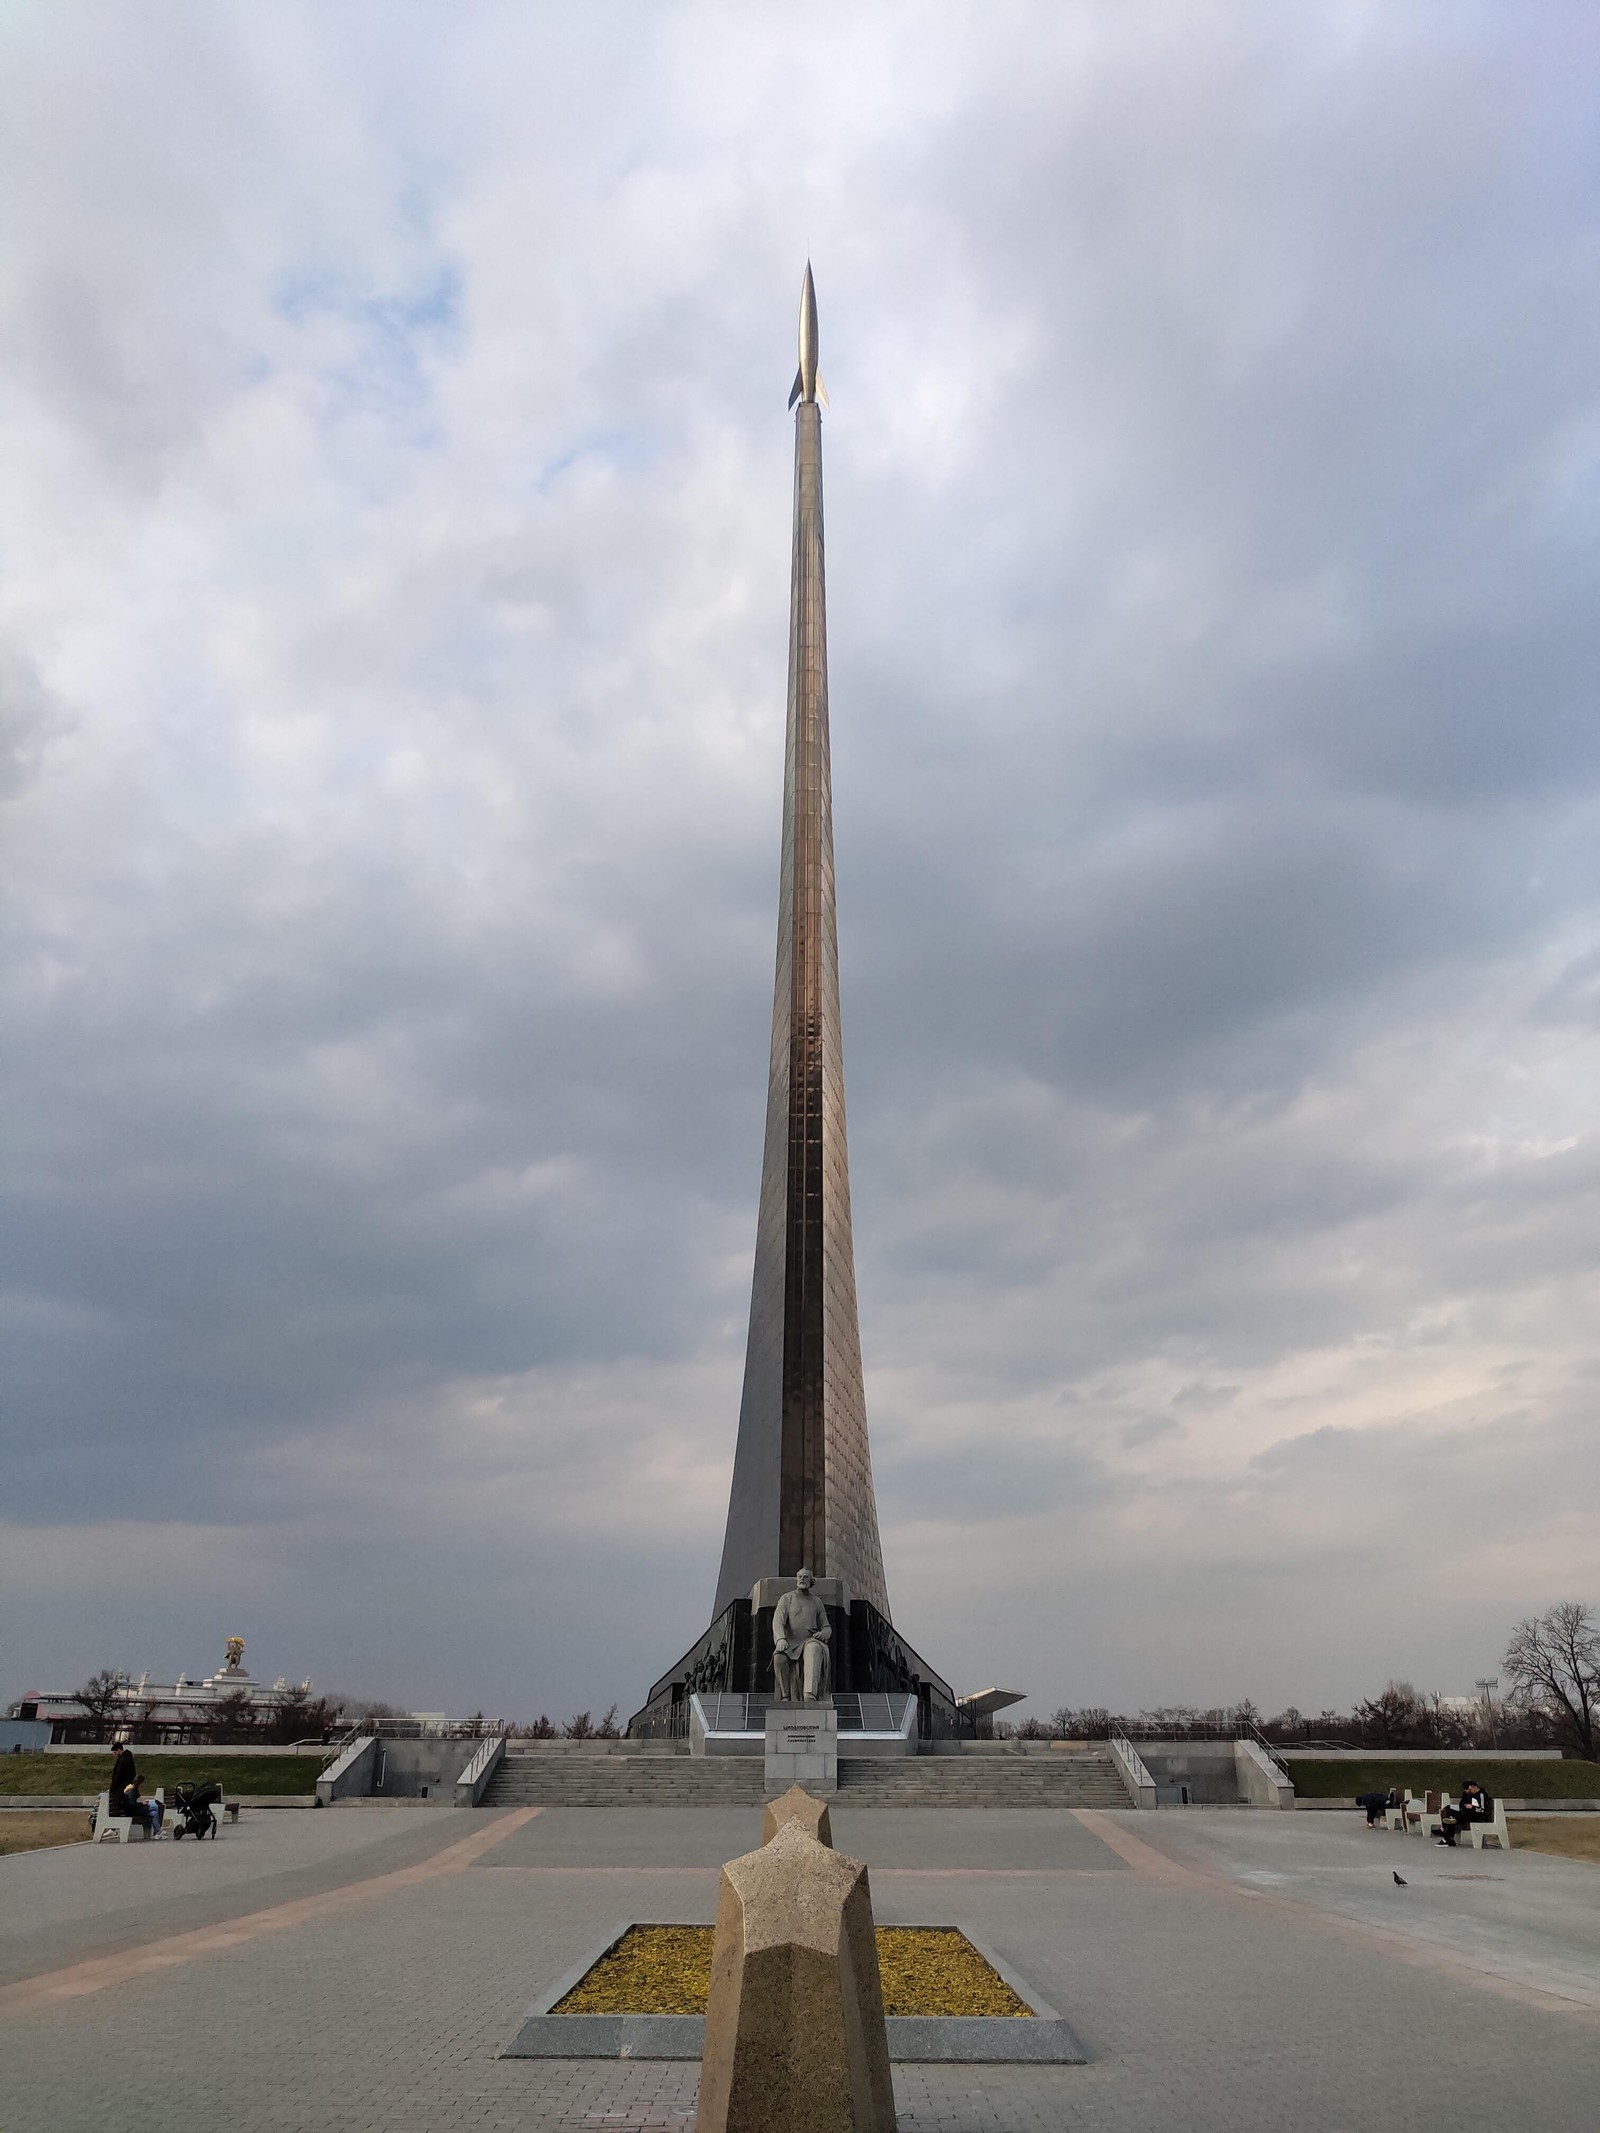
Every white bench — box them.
[1404,1789,1447,1837]
[1461,1797,1511,1851]
[91,1789,163,1842]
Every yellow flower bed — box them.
[876,1928,1029,2017]
[554,1924,1028,2017]
[556,1926,713,2015]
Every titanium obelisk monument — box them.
[630,270,960,1735]
[712,263,889,1619]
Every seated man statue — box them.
[771,1568,832,1703]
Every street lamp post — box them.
[1475,1677,1499,1749]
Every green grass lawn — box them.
[0,1753,327,1798]
[1289,1757,1600,1800]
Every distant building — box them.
[7,1638,318,1742]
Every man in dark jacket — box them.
[107,1739,152,1832]
[108,1739,136,1815]
[1439,1780,1492,1846]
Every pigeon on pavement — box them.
[1393,1871,1407,1886]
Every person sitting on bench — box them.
[1438,1780,1491,1847]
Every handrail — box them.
[457,1735,502,1790]
[1110,1732,1158,1808]
[454,1733,507,1806]
[315,1735,378,1804]
[1244,1723,1292,1779]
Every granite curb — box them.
[499,1919,1089,2064]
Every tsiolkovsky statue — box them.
[771,1569,832,1702]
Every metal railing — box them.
[456,1736,502,1791]
[1109,1733,1158,1808]
[692,1693,917,1738]
[454,1734,507,1805]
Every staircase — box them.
[482,1748,767,1808]
[481,1745,1128,1809]
[835,1752,1127,1808]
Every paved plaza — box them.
[2,1802,1597,2131]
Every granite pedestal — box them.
[766,1706,838,1796]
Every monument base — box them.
[765,1705,838,1794]
[628,1574,970,1744]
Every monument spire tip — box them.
[788,261,825,411]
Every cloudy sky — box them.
[4,2,1597,1725]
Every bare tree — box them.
[1503,1602,1599,1761]
[73,1670,130,1740]
[207,1688,260,1743]
[1054,1706,1112,1739]
[268,1684,313,1740]
[267,1685,344,1744]
[351,1699,408,1724]
[1353,1681,1428,1747]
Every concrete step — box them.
[482,1757,768,1807]
[837,1753,1122,1783]
[833,1751,1127,1808]
[482,1749,1130,1810]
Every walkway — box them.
[0,1803,1595,2130]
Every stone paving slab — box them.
[0,1805,1596,2131]
[479,1805,1129,1873]
[832,1807,1129,1872]
[477,1807,764,1869]
[0,1802,486,1987]
[1110,1804,1600,2010]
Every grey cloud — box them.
[1119,1414,1181,1448]
[4,1,1598,1719]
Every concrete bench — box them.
[1400,1790,1511,1849]
[175,1793,240,1831]
[1404,1789,1447,1837]
[91,1789,164,1842]
[1460,1798,1511,1851]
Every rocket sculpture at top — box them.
[788,260,827,411]
[712,265,891,1619]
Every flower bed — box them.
[553,1924,1028,2018]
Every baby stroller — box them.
[170,1779,223,1840]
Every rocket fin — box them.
[788,366,804,409]
[815,371,828,411]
